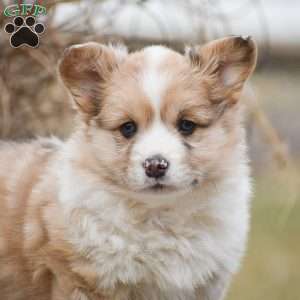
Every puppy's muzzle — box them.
[143,155,169,179]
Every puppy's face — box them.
[59,37,257,200]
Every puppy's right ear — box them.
[59,42,127,116]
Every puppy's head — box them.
[59,37,257,201]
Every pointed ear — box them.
[59,42,127,116]
[186,36,257,104]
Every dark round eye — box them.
[178,119,197,135]
[120,121,137,138]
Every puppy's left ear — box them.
[186,36,257,104]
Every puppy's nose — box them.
[143,155,169,179]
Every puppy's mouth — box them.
[134,178,199,195]
[142,182,177,193]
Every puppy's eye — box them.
[177,119,197,135]
[120,121,137,138]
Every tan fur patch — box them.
[59,43,127,118]
[187,36,257,104]
[98,52,156,129]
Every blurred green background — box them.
[229,64,300,300]
[0,1,299,299]
[229,165,300,300]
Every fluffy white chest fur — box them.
[58,151,250,299]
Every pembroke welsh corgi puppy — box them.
[0,36,257,300]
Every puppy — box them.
[0,36,257,300]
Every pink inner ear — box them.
[221,65,245,87]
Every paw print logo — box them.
[4,16,45,48]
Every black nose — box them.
[143,155,169,179]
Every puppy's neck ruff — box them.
[54,130,250,295]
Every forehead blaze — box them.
[99,46,210,130]
[139,47,182,111]
[138,47,206,126]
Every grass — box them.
[228,164,300,300]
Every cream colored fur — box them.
[0,36,257,300]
